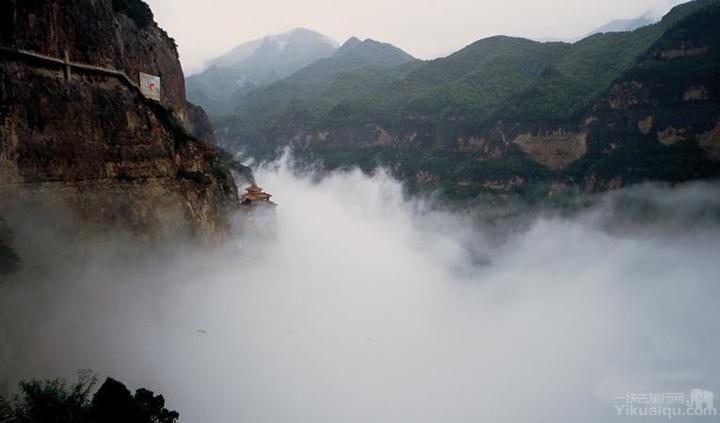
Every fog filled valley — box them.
[2,159,720,422]
[2,0,720,421]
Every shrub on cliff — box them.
[112,0,154,28]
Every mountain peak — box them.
[187,28,339,114]
[288,27,320,35]
[334,37,416,63]
[339,36,362,50]
[203,28,338,71]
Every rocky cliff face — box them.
[0,0,188,122]
[187,102,218,145]
[0,0,239,240]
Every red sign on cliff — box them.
[139,72,161,101]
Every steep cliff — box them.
[187,101,256,186]
[0,0,188,122]
[0,0,239,240]
[187,102,218,145]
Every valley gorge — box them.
[1,1,720,422]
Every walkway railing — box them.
[0,45,200,143]
[0,46,146,99]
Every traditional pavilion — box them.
[240,183,276,207]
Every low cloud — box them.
[1,160,719,422]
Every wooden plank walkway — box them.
[0,45,201,145]
[0,46,145,95]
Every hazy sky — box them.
[144,0,688,74]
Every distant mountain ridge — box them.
[213,36,419,145]
[212,0,720,199]
[584,12,657,38]
[204,28,339,71]
[290,37,417,82]
[186,28,339,115]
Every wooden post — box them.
[64,49,71,80]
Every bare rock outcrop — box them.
[657,127,687,146]
[512,131,588,170]
[699,123,720,160]
[607,81,650,110]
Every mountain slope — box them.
[214,0,720,199]
[186,28,338,115]
[216,18,675,153]
[213,38,418,156]
[585,13,656,37]
[571,1,720,188]
[393,37,569,120]
[501,0,720,123]
[205,39,264,69]
[218,37,569,152]
[293,37,417,81]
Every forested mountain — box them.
[186,28,339,115]
[213,0,720,199]
[213,37,418,144]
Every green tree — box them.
[11,373,179,423]
[13,371,96,423]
